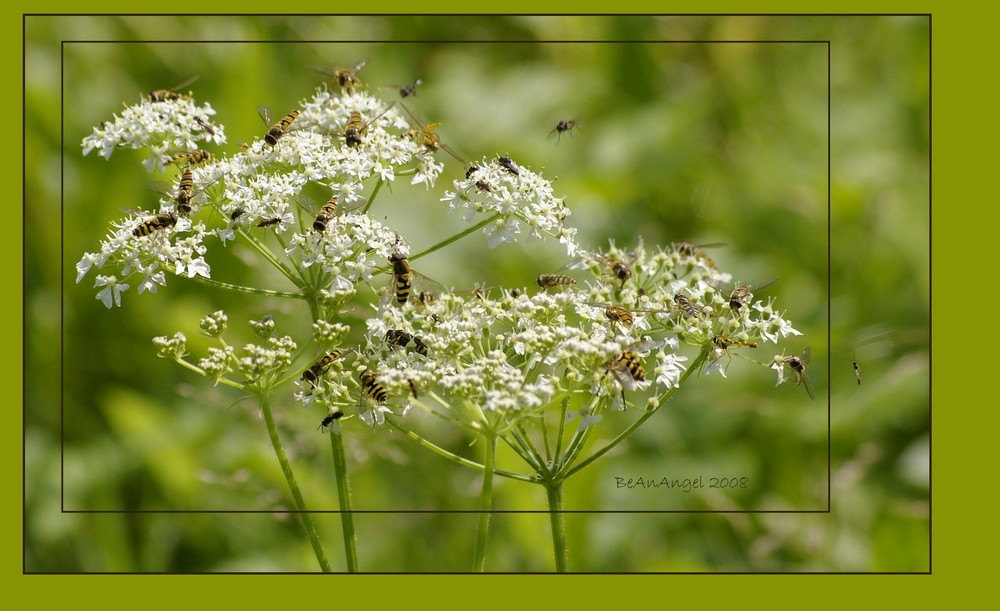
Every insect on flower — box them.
[385,329,429,357]
[359,369,389,403]
[145,75,198,102]
[399,103,465,163]
[132,211,178,237]
[317,410,344,432]
[301,349,352,387]
[776,347,814,400]
[344,102,395,148]
[537,274,576,291]
[498,155,520,175]
[164,150,212,168]
[258,106,300,146]
[672,241,727,269]
[710,277,779,317]
[604,339,664,405]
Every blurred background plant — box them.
[25,14,928,572]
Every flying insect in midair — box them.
[549,119,578,143]
[310,58,370,92]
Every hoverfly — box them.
[147,167,219,216]
[312,197,339,233]
[399,103,465,163]
[385,329,429,357]
[549,119,578,143]
[194,116,216,136]
[258,106,300,146]
[778,347,814,400]
[359,369,389,403]
[586,303,669,330]
[256,216,283,229]
[710,277,779,317]
[132,211,178,237]
[379,250,442,308]
[164,150,212,168]
[673,293,700,319]
[579,250,635,289]
[537,274,576,291]
[301,349,351,387]
[672,241,727,269]
[146,75,198,103]
[344,103,396,148]
[498,155,520,175]
[317,410,345,432]
[310,58,370,92]
[604,340,663,405]
[704,331,759,377]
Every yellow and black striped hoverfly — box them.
[258,106,300,146]
[399,103,465,163]
[145,75,198,103]
[343,102,396,148]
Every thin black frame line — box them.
[58,38,832,516]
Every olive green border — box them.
[12,0,967,604]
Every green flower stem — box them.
[561,348,711,480]
[361,178,385,215]
[172,358,248,393]
[408,214,500,263]
[236,228,306,290]
[385,415,534,483]
[258,396,331,573]
[472,433,498,572]
[168,266,304,299]
[545,479,568,572]
[328,423,360,573]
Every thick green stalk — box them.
[328,424,359,572]
[472,433,498,572]
[258,397,331,572]
[545,479,568,572]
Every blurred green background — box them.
[25,15,928,572]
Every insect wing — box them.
[258,104,274,127]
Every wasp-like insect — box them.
[147,167,219,216]
[673,293,700,319]
[301,349,351,387]
[344,103,395,148]
[386,329,429,357]
[779,348,814,400]
[132,211,178,237]
[537,274,576,290]
[313,197,339,233]
[317,410,345,432]
[164,150,212,168]
[256,216,282,229]
[387,251,414,305]
[710,277,779,317]
[258,106,300,146]
[549,119,578,143]
[359,369,388,403]
[146,75,198,103]
[399,103,465,163]
[310,58,370,92]
[604,340,663,406]
[498,155,520,175]
[672,241,727,269]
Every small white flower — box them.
[94,275,128,308]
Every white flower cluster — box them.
[442,156,579,255]
[81,95,226,172]
[77,84,460,308]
